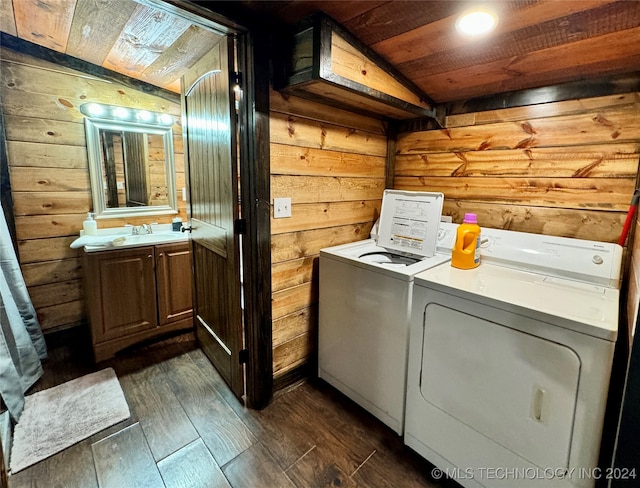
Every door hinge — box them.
[234,218,246,235]
[233,71,242,86]
[239,349,249,364]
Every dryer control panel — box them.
[479,227,623,288]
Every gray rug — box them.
[10,368,130,474]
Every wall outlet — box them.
[274,197,292,218]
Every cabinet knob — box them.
[159,253,164,257]
[148,254,152,259]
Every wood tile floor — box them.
[8,329,454,488]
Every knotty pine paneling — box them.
[395,176,634,211]
[270,90,387,135]
[273,332,316,378]
[395,93,640,244]
[331,33,430,110]
[270,143,386,177]
[29,279,82,309]
[441,202,625,244]
[398,107,640,154]
[272,257,316,294]
[270,223,373,264]
[272,307,317,348]
[37,300,84,330]
[445,94,640,128]
[395,144,639,178]
[17,237,78,263]
[20,258,82,287]
[271,175,385,204]
[1,48,182,114]
[270,90,387,379]
[10,167,91,191]
[1,47,184,332]
[12,191,92,215]
[270,112,387,157]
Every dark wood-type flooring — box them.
[8,329,453,488]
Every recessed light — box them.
[456,8,498,36]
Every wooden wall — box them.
[269,89,388,379]
[395,93,640,243]
[628,218,640,344]
[1,47,185,332]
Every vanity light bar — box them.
[79,103,174,126]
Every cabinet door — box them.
[155,243,193,326]
[87,247,157,343]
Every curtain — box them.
[0,202,46,421]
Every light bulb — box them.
[456,9,498,36]
[113,107,131,119]
[86,103,105,116]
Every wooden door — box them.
[182,38,244,399]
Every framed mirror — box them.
[82,103,178,219]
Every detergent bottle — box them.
[451,213,481,269]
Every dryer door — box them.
[420,303,580,469]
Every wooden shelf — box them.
[275,12,437,121]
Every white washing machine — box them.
[404,227,623,487]
[318,190,455,434]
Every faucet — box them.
[125,223,156,235]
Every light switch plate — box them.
[274,197,292,218]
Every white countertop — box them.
[71,224,189,252]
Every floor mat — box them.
[10,368,130,474]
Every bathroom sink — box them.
[81,230,188,252]
[119,232,187,245]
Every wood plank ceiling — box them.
[1,0,639,103]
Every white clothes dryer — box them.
[318,190,454,434]
[404,227,623,487]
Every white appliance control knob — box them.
[592,255,604,265]
[480,236,492,248]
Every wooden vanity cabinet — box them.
[83,242,193,362]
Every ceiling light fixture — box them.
[456,8,498,36]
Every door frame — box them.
[235,30,273,409]
[147,0,272,408]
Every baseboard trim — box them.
[273,361,316,394]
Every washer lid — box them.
[376,190,444,258]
